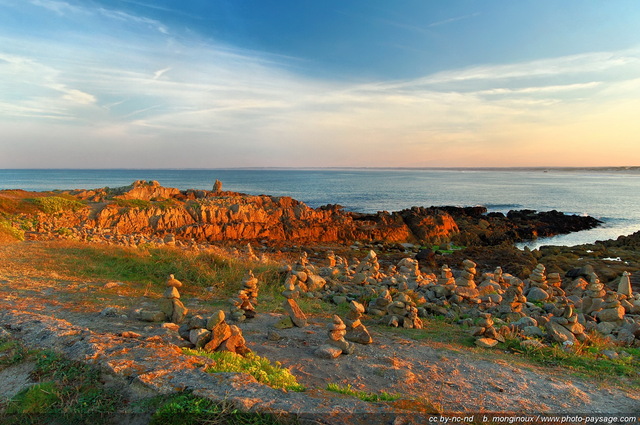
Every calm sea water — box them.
[1,168,639,248]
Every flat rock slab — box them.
[0,309,417,423]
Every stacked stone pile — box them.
[596,291,625,326]
[229,270,259,321]
[582,273,606,316]
[246,243,259,262]
[385,292,423,329]
[546,273,565,301]
[315,315,354,359]
[396,257,423,290]
[162,274,188,324]
[179,310,250,355]
[428,264,456,300]
[279,275,308,328]
[471,313,504,348]
[367,289,393,317]
[477,267,505,306]
[544,300,587,344]
[352,250,382,285]
[288,249,640,347]
[453,259,480,302]
[526,264,551,303]
[491,277,527,322]
[345,301,372,344]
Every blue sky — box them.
[1,0,640,168]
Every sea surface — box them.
[1,168,640,249]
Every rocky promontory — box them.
[1,180,600,248]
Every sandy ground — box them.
[1,241,639,417]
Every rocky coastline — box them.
[1,180,639,421]
[1,180,600,247]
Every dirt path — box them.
[1,241,639,418]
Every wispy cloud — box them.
[428,12,480,28]
[1,1,640,167]
[28,0,82,15]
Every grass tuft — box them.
[0,219,25,241]
[149,392,289,425]
[183,349,305,392]
[44,242,283,297]
[30,196,85,214]
[501,335,640,384]
[325,383,400,402]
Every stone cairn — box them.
[345,300,372,344]
[496,277,527,321]
[477,267,505,306]
[618,271,633,297]
[526,264,551,303]
[350,250,380,285]
[367,289,393,317]
[432,264,456,299]
[277,274,308,328]
[596,291,625,325]
[213,179,223,192]
[246,243,259,262]
[396,257,422,290]
[546,273,565,301]
[582,273,606,316]
[471,313,503,348]
[163,274,188,324]
[545,300,587,344]
[180,310,250,355]
[453,259,480,303]
[315,315,354,359]
[386,292,423,329]
[229,270,259,322]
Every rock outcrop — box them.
[6,180,601,248]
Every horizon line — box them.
[2,165,639,171]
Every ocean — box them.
[1,168,639,249]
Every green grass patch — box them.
[0,344,123,424]
[45,243,282,296]
[149,392,289,425]
[182,349,305,392]
[29,196,85,214]
[0,219,25,241]
[0,339,35,367]
[375,316,476,346]
[115,198,179,211]
[325,383,400,402]
[114,198,152,209]
[501,337,640,384]
[430,244,466,254]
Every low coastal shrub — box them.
[30,196,85,214]
[325,383,400,402]
[182,349,305,392]
[149,392,288,425]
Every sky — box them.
[1,0,640,168]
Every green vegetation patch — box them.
[325,383,400,402]
[0,219,25,241]
[114,198,152,209]
[47,243,282,296]
[430,244,466,254]
[501,337,640,384]
[30,196,85,214]
[149,392,289,425]
[0,345,123,424]
[183,349,305,392]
